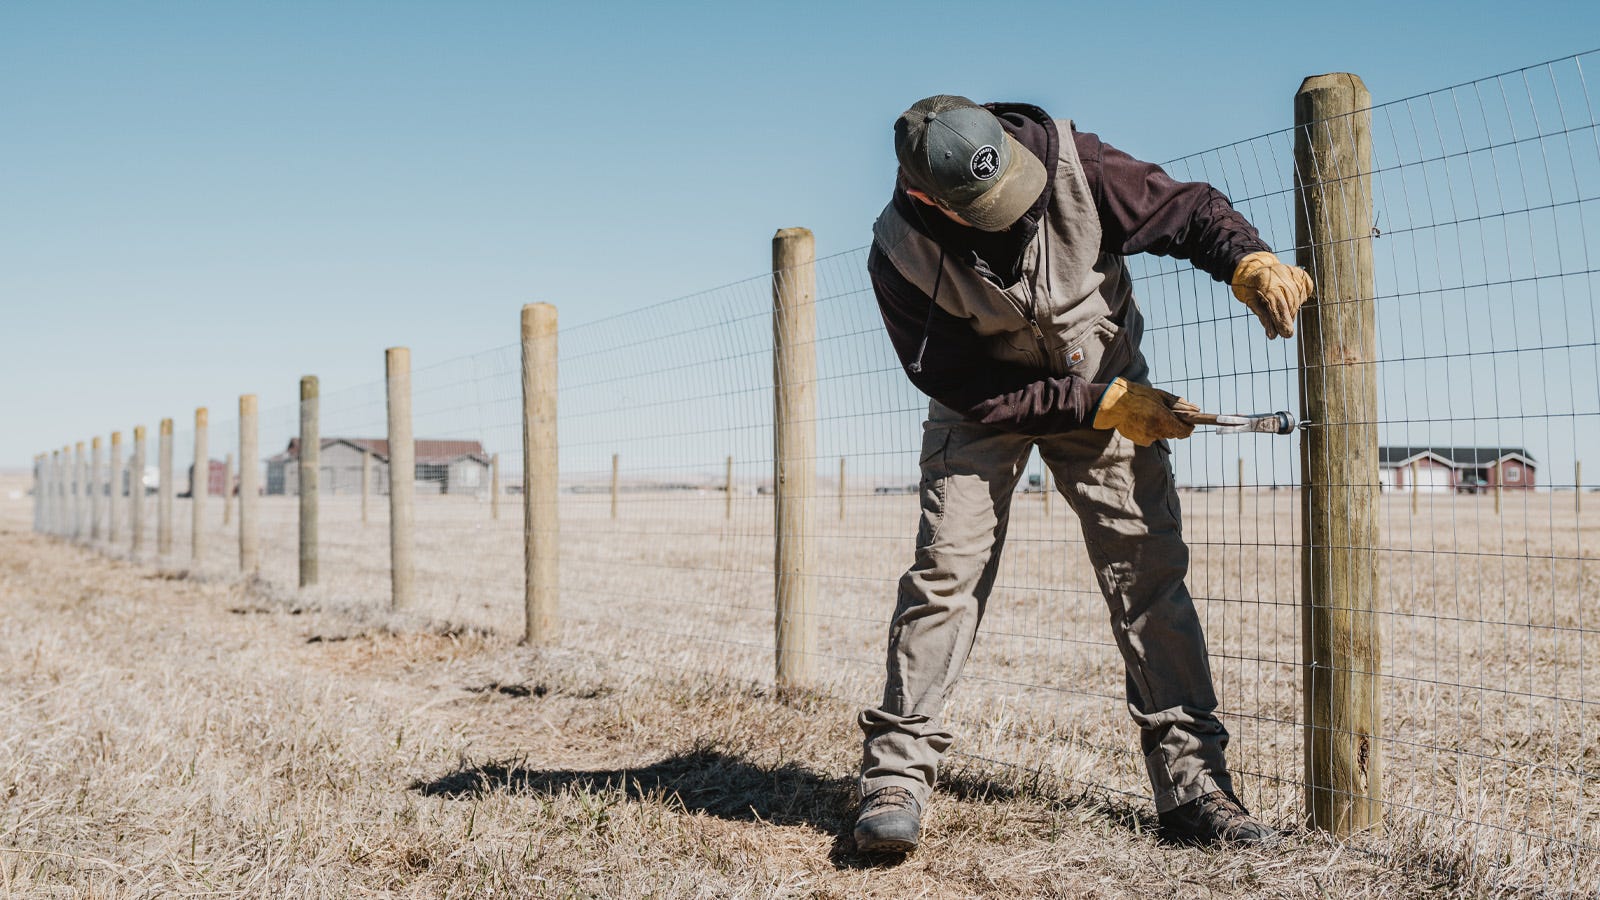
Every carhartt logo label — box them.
[1067,345,1086,366]
[971,145,1000,180]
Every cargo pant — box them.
[858,372,1233,814]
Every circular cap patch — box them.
[970,145,1000,180]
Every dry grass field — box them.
[3,470,1595,896]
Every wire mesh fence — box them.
[27,50,1600,893]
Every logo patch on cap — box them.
[970,145,1000,180]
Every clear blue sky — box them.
[3,0,1597,467]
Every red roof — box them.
[270,438,489,465]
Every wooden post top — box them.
[520,305,557,339]
[160,419,173,435]
[196,407,208,427]
[111,431,121,444]
[300,376,318,400]
[92,436,102,448]
[240,394,257,414]
[134,426,146,440]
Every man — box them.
[854,95,1313,853]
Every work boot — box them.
[853,786,922,853]
[1158,790,1279,847]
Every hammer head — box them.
[1214,411,1296,435]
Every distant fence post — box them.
[90,437,103,541]
[1295,72,1382,835]
[1237,457,1245,519]
[610,453,619,520]
[72,441,85,541]
[838,456,846,522]
[131,427,147,556]
[157,420,174,557]
[1043,466,1052,516]
[361,447,372,525]
[108,431,122,544]
[222,453,234,527]
[387,348,416,611]
[193,407,209,564]
[239,396,259,574]
[299,377,319,587]
[521,304,559,642]
[32,454,43,533]
[491,452,500,520]
[725,455,733,519]
[772,227,817,690]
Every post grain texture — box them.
[521,305,559,642]
[90,437,103,540]
[299,377,319,587]
[1294,72,1382,835]
[387,349,416,611]
[192,407,209,564]
[108,432,122,543]
[239,396,260,573]
[157,421,174,557]
[130,427,147,555]
[772,227,817,690]
[222,453,234,527]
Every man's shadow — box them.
[411,744,1024,869]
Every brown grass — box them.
[2,474,1594,896]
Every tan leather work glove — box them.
[1092,378,1198,446]
[1232,250,1315,339]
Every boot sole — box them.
[854,834,918,853]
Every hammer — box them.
[1176,410,1297,435]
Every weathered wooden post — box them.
[1494,461,1502,515]
[1043,466,1052,517]
[239,396,259,574]
[490,453,500,520]
[838,457,846,522]
[521,305,559,642]
[158,420,174,557]
[387,349,416,611]
[108,431,122,544]
[222,453,234,527]
[72,441,85,541]
[725,455,734,520]
[299,377,319,587]
[1410,460,1418,515]
[131,427,147,555]
[610,452,619,520]
[361,447,372,525]
[1238,457,1245,519]
[772,227,817,690]
[90,437,103,540]
[1295,72,1382,835]
[32,454,43,534]
[192,407,209,564]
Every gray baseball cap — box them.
[894,95,1048,232]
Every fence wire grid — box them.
[30,50,1600,893]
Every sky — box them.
[4,0,1599,469]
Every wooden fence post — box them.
[239,396,259,574]
[32,454,43,534]
[838,457,846,522]
[109,432,123,544]
[725,455,733,520]
[521,305,559,642]
[158,420,174,557]
[222,453,234,527]
[299,377,319,587]
[131,427,147,556]
[1295,72,1382,835]
[773,227,817,690]
[72,441,85,541]
[610,452,619,520]
[193,407,208,564]
[1043,465,1052,517]
[1410,460,1418,515]
[491,452,500,520]
[361,447,372,525]
[387,349,416,611]
[89,437,103,541]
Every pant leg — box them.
[1036,420,1234,813]
[858,403,1031,806]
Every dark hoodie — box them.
[870,103,1271,434]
